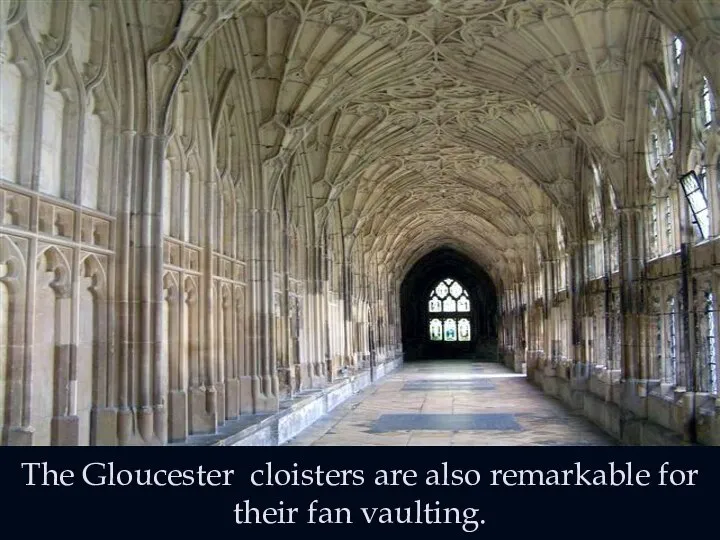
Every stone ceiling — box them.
[187,0,720,282]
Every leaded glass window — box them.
[427,278,472,342]
[444,319,457,341]
[430,319,442,341]
[443,296,457,312]
[458,319,471,342]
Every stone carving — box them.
[1,0,718,447]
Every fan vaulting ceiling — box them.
[160,0,720,284]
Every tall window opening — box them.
[429,278,471,342]
[666,296,678,385]
[702,291,718,395]
[700,77,713,129]
[653,296,663,380]
[645,86,677,256]
[670,35,683,91]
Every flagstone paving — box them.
[283,360,616,446]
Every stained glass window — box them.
[458,319,471,342]
[449,281,463,298]
[442,297,457,312]
[444,319,457,341]
[427,278,471,341]
[430,319,443,341]
[436,282,449,298]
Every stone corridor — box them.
[2,0,719,447]
[284,360,615,447]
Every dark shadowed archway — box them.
[400,248,498,361]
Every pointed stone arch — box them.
[32,245,72,445]
[0,235,28,445]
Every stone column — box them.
[278,208,293,398]
[51,286,78,446]
[98,129,137,446]
[238,208,256,414]
[2,232,32,445]
[618,206,645,382]
[265,210,280,405]
[342,261,354,372]
[311,244,326,385]
[677,193,694,395]
[600,219,615,375]
[297,245,314,389]
[360,272,371,369]
[201,179,219,429]
[568,244,581,363]
[543,258,552,359]
[250,208,278,412]
[127,133,169,444]
[322,246,333,381]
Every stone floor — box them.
[284,360,616,446]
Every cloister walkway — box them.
[284,360,616,446]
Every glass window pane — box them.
[429,319,442,341]
[664,196,673,251]
[458,319,471,341]
[671,36,683,89]
[449,281,463,298]
[458,296,470,312]
[681,171,709,239]
[435,282,448,298]
[443,297,457,312]
[444,319,457,341]
[667,297,677,384]
[688,190,706,210]
[650,132,660,167]
[429,297,441,312]
[702,77,712,127]
[704,291,717,394]
[674,36,683,59]
[681,171,702,197]
[696,208,709,239]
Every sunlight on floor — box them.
[284,360,616,446]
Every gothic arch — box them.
[0,236,27,445]
[32,246,72,445]
[77,254,108,445]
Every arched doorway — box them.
[401,248,498,361]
